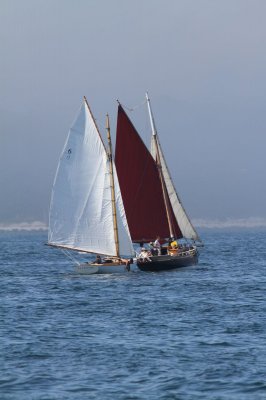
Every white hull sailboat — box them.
[77,260,138,275]
[48,97,135,274]
[115,93,202,272]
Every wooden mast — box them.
[146,92,175,239]
[106,114,120,257]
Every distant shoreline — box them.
[193,218,266,229]
[0,222,47,231]
[1,218,266,231]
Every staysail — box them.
[48,100,133,256]
[147,94,201,242]
[151,135,200,241]
[115,104,182,242]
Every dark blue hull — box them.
[137,252,198,272]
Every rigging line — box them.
[61,249,81,266]
[119,99,146,112]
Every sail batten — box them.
[48,100,134,257]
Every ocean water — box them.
[0,229,266,400]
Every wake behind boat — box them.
[115,93,203,271]
[48,97,135,274]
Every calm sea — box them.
[1,229,266,399]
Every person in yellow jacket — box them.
[170,238,178,249]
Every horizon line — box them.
[1,217,266,231]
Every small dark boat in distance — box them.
[115,93,203,272]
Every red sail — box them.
[115,104,182,242]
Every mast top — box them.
[146,92,157,136]
[106,113,110,130]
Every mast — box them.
[106,114,120,257]
[146,92,175,238]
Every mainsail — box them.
[115,104,182,242]
[48,100,133,257]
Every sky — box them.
[0,0,266,227]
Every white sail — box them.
[145,92,200,242]
[151,135,200,241]
[48,100,133,256]
[113,164,134,256]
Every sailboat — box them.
[48,97,135,274]
[115,93,202,272]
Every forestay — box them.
[48,101,133,257]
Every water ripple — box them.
[1,230,266,399]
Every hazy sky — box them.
[1,0,266,225]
